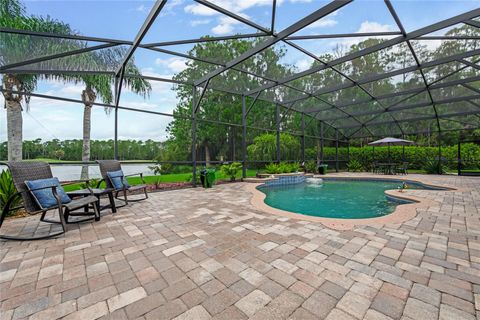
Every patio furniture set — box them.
[372,162,409,175]
[0,160,148,241]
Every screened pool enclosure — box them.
[1,0,479,181]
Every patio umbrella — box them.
[368,137,414,162]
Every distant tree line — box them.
[0,139,163,161]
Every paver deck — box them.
[0,173,479,320]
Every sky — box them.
[1,0,479,142]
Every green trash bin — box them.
[318,164,328,175]
[205,168,216,188]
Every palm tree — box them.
[78,67,150,179]
[1,0,76,160]
[1,0,151,169]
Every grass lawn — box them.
[25,158,154,164]
[63,169,258,192]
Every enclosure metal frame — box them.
[1,0,480,178]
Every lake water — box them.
[0,163,155,181]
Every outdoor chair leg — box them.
[107,192,117,213]
[58,207,67,233]
[64,205,99,224]
[93,202,100,221]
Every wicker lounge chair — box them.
[0,161,100,241]
[96,160,148,205]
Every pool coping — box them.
[245,175,455,230]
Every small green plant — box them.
[0,170,22,217]
[159,163,173,174]
[347,159,363,172]
[265,163,281,174]
[148,163,162,188]
[304,161,317,173]
[265,162,299,174]
[186,174,201,184]
[81,178,100,189]
[220,162,242,181]
[423,160,445,174]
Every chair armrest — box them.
[60,179,89,186]
[50,185,64,209]
[123,172,145,184]
[123,172,142,178]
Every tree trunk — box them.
[205,144,211,167]
[3,74,24,162]
[81,86,96,180]
[5,99,23,161]
[81,105,92,179]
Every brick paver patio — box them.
[0,174,479,319]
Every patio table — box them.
[67,188,117,214]
[376,163,399,175]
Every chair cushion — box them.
[25,177,71,209]
[107,170,130,190]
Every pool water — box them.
[259,179,413,219]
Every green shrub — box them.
[303,143,480,172]
[0,170,22,217]
[265,163,281,174]
[423,160,445,174]
[186,174,201,184]
[159,163,173,174]
[220,162,242,181]
[81,178,100,189]
[265,162,299,174]
[304,161,317,173]
[347,159,363,172]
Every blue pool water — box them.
[259,179,414,219]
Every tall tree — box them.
[1,0,151,169]
[78,65,150,179]
[165,38,293,164]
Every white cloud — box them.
[154,57,188,73]
[185,0,273,34]
[422,39,443,52]
[190,19,211,26]
[357,21,395,33]
[306,18,337,29]
[211,16,242,35]
[184,3,218,16]
[166,0,184,10]
[43,83,84,97]
[328,21,396,49]
[185,0,273,16]
[136,4,147,12]
[296,58,313,72]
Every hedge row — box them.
[304,143,480,170]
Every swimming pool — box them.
[258,179,420,219]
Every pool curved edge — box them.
[245,178,450,231]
